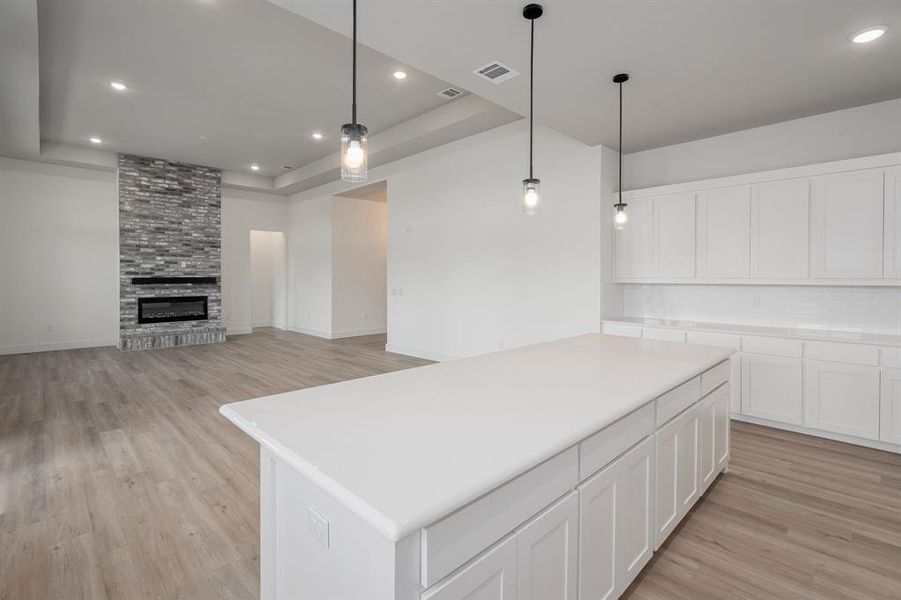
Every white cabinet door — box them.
[516,492,578,600]
[885,167,901,279]
[423,536,517,600]
[696,185,750,278]
[740,354,803,425]
[617,437,654,591]
[750,178,810,278]
[812,169,884,279]
[578,461,618,600]
[698,384,730,495]
[805,360,880,440]
[655,193,696,278]
[881,368,901,444]
[615,197,654,279]
[655,405,698,549]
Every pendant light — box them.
[522,3,543,216]
[341,0,368,182]
[613,73,629,229]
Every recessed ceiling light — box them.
[852,26,887,44]
[110,81,127,91]
[312,132,324,140]
[89,136,102,144]
[393,70,407,80]
[250,164,260,171]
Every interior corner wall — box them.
[331,196,388,338]
[222,189,290,335]
[0,158,118,355]
[385,121,602,361]
[287,194,334,338]
[623,97,901,190]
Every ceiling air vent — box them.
[438,87,465,100]
[473,61,519,84]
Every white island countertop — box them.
[220,334,732,541]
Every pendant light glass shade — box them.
[522,178,540,215]
[341,123,368,183]
[614,203,628,229]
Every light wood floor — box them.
[1,330,900,599]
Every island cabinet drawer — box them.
[700,360,730,396]
[655,376,701,427]
[806,341,879,366]
[420,446,579,588]
[579,404,654,481]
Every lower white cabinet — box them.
[741,353,803,425]
[881,368,901,444]
[578,436,654,600]
[698,384,730,495]
[516,492,579,600]
[805,360,880,440]
[422,536,517,600]
[654,405,699,549]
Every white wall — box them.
[624,98,901,190]
[386,121,602,360]
[331,196,387,338]
[221,189,290,335]
[250,230,287,328]
[287,195,334,337]
[0,158,118,354]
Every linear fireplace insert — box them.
[138,296,208,324]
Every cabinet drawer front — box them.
[701,360,730,396]
[421,447,578,588]
[686,331,741,351]
[806,341,878,366]
[741,335,803,357]
[601,323,642,338]
[580,404,653,481]
[642,328,687,343]
[656,376,701,426]
[881,347,901,369]
[421,535,517,600]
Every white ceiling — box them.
[36,0,466,176]
[274,0,901,152]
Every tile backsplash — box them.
[623,285,901,336]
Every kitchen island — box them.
[220,333,733,600]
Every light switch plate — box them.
[307,506,329,548]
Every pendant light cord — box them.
[618,79,622,204]
[529,17,534,180]
[352,0,357,126]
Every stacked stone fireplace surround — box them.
[118,154,226,351]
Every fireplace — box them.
[138,296,209,324]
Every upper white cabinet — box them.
[750,178,810,278]
[886,167,901,280]
[696,186,750,278]
[615,197,654,279]
[812,169,884,279]
[655,192,696,278]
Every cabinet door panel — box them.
[697,186,750,278]
[655,406,698,549]
[676,410,699,515]
[517,492,578,600]
[578,464,618,600]
[618,437,654,591]
[714,384,731,471]
[423,536,516,600]
[805,360,880,440]
[751,178,810,278]
[740,354,803,424]
[813,169,884,278]
[615,197,654,279]
[655,193,696,278]
[886,167,901,279]
[698,393,717,495]
[881,368,901,444]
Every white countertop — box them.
[604,316,901,347]
[219,334,732,541]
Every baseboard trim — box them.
[384,343,458,362]
[227,327,253,336]
[287,325,334,339]
[0,337,118,356]
[731,413,901,454]
[331,327,387,339]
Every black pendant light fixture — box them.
[613,73,629,229]
[341,0,368,183]
[522,3,543,216]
